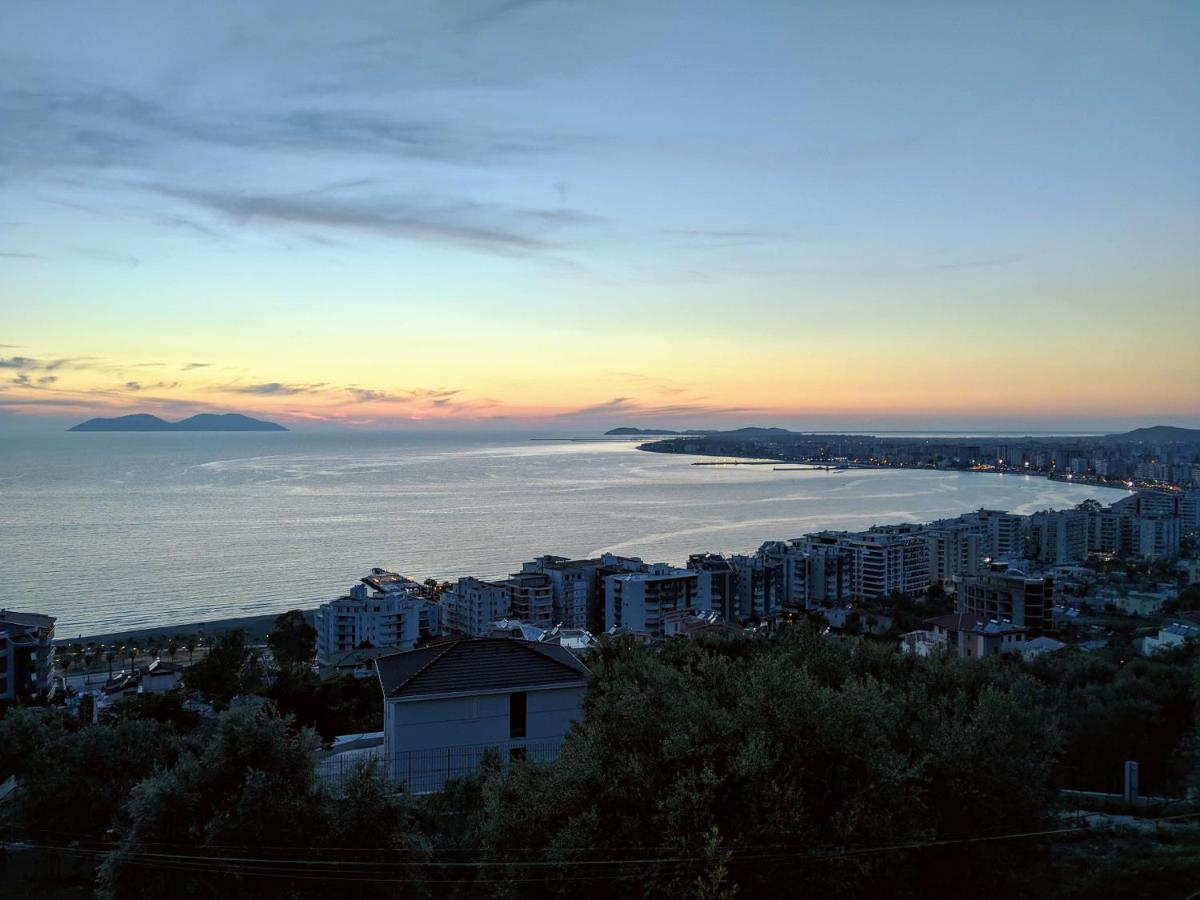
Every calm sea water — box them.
[0,431,1125,638]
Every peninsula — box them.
[68,413,287,432]
[603,427,713,436]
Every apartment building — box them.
[604,564,705,637]
[316,573,441,666]
[957,570,1054,633]
[0,609,56,703]
[443,577,510,637]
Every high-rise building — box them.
[502,571,555,629]
[604,564,705,637]
[1131,514,1181,560]
[957,570,1053,633]
[519,556,593,628]
[794,526,929,601]
[1028,509,1090,564]
[730,551,786,620]
[443,577,510,636]
[0,609,56,703]
[687,553,737,622]
[316,576,438,665]
[925,520,987,591]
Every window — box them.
[509,691,527,739]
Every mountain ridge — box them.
[68,413,287,432]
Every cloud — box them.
[0,357,38,368]
[552,395,761,421]
[125,381,141,391]
[6,373,59,390]
[344,387,460,404]
[0,251,42,259]
[223,381,328,396]
[555,397,633,417]
[0,79,586,180]
[183,362,212,370]
[138,184,599,256]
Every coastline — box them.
[54,609,317,649]
[638,442,1147,494]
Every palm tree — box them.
[167,639,179,662]
[104,650,115,680]
[185,636,197,663]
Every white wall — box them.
[383,684,586,790]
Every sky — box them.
[1,1,1198,432]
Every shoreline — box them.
[640,444,1145,494]
[44,450,1139,648]
[54,609,317,649]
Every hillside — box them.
[1103,425,1200,443]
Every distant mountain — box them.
[69,413,287,432]
[1102,425,1200,444]
[604,427,713,436]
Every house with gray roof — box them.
[374,637,589,792]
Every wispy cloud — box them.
[222,382,328,396]
[0,251,42,259]
[137,184,599,256]
[183,362,212,370]
[555,397,633,417]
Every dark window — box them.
[509,746,526,762]
[509,691,527,739]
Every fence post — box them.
[1123,761,1139,805]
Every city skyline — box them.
[2,2,1198,431]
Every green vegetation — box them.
[265,610,317,671]
[2,625,1198,898]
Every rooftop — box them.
[925,613,1028,635]
[375,638,588,700]
[0,609,56,630]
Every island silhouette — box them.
[69,413,287,432]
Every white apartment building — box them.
[519,556,592,628]
[316,573,442,666]
[502,572,555,629]
[925,520,986,591]
[604,564,708,637]
[1028,509,1090,564]
[1131,514,1181,560]
[443,577,511,637]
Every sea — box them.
[0,430,1127,638]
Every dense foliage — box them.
[2,626,1198,899]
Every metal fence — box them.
[317,739,564,794]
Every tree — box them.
[98,707,428,900]
[267,609,317,670]
[182,629,257,709]
[0,707,186,843]
[265,668,382,742]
